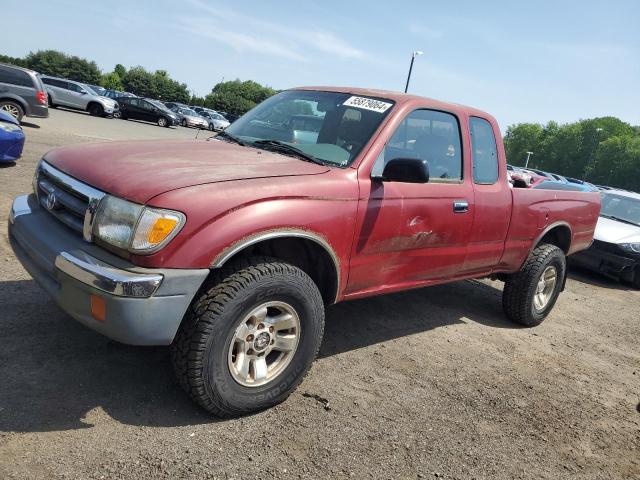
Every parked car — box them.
[42,76,119,117]
[164,101,188,111]
[9,86,600,417]
[0,63,49,122]
[88,84,107,96]
[117,97,179,127]
[0,110,25,162]
[571,189,640,288]
[200,111,230,131]
[103,89,136,100]
[171,107,208,128]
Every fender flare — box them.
[210,228,341,303]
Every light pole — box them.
[525,151,534,168]
[404,51,424,93]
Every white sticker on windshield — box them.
[342,96,392,113]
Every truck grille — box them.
[35,161,106,241]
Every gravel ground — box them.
[0,109,638,480]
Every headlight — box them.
[93,195,185,253]
[0,122,22,132]
[619,243,640,254]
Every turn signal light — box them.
[148,217,179,244]
[90,294,106,322]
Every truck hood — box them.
[43,139,330,204]
[594,216,640,244]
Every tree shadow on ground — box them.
[0,278,513,433]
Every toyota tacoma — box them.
[9,87,601,416]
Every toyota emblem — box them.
[45,192,58,211]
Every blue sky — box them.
[4,0,639,129]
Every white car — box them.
[201,111,231,131]
[571,189,640,288]
[41,76,119,117]
[171,107,209,129]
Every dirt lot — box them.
[0,109,638,480]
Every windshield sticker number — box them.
[342,96,392,113]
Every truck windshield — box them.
[600,193,640,227]
[224,90,395,167]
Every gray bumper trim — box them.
[55,251,163,298]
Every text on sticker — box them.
[343,96,392,113]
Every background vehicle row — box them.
[42,75,119,117]
[0,63,49,122]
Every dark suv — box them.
[0,63,49,121]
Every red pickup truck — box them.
[9,87,600,416]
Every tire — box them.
[208,123,214,131]
[181,119,187,127]
[502,243,566,327]
[47,95,57,108]
[170,257,325,417]
[632,267,640,290]
[0,100,24,122]
[88,103,104,117]
[157,116,168,127]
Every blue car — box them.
[0,110,25,162]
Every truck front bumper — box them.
[8,194,209,345]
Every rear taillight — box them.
[36,90,47,105]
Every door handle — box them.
[453,200,469,213]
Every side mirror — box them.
[379,158,430,183]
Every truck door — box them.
[347,108,474,294]
[462,116,511,273]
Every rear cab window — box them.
[470,117,499,184]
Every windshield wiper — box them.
[252,139,326,165]
[600,214,640,227]
[215,131,247,146]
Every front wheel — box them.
[157,116,168,127]
[502,243,566,327]
[170,257,325,417]
[181,119,187,127]
[88,103,103,116]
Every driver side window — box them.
[373,109,462,181]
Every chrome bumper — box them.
[55,251,162,298]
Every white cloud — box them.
[181,0,367,61]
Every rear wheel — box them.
[157,116,168,127]
[47,95,57,108]
[88,103,104,116]
[502,243,566,327]
[170,257,325,417]
[0,101,24,122]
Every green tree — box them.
[204,79,277,115]
[114,63,127,79]
[504,116,640,190]
[587,135,640,189]
[0,53,27,67]
[100,72,123,91]
[24,50,101,84]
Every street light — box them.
[404,50,424,93]
[525,151,534,168]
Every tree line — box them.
[3,50,638,191]
[504,116,640,191]
[1,50,276,115]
